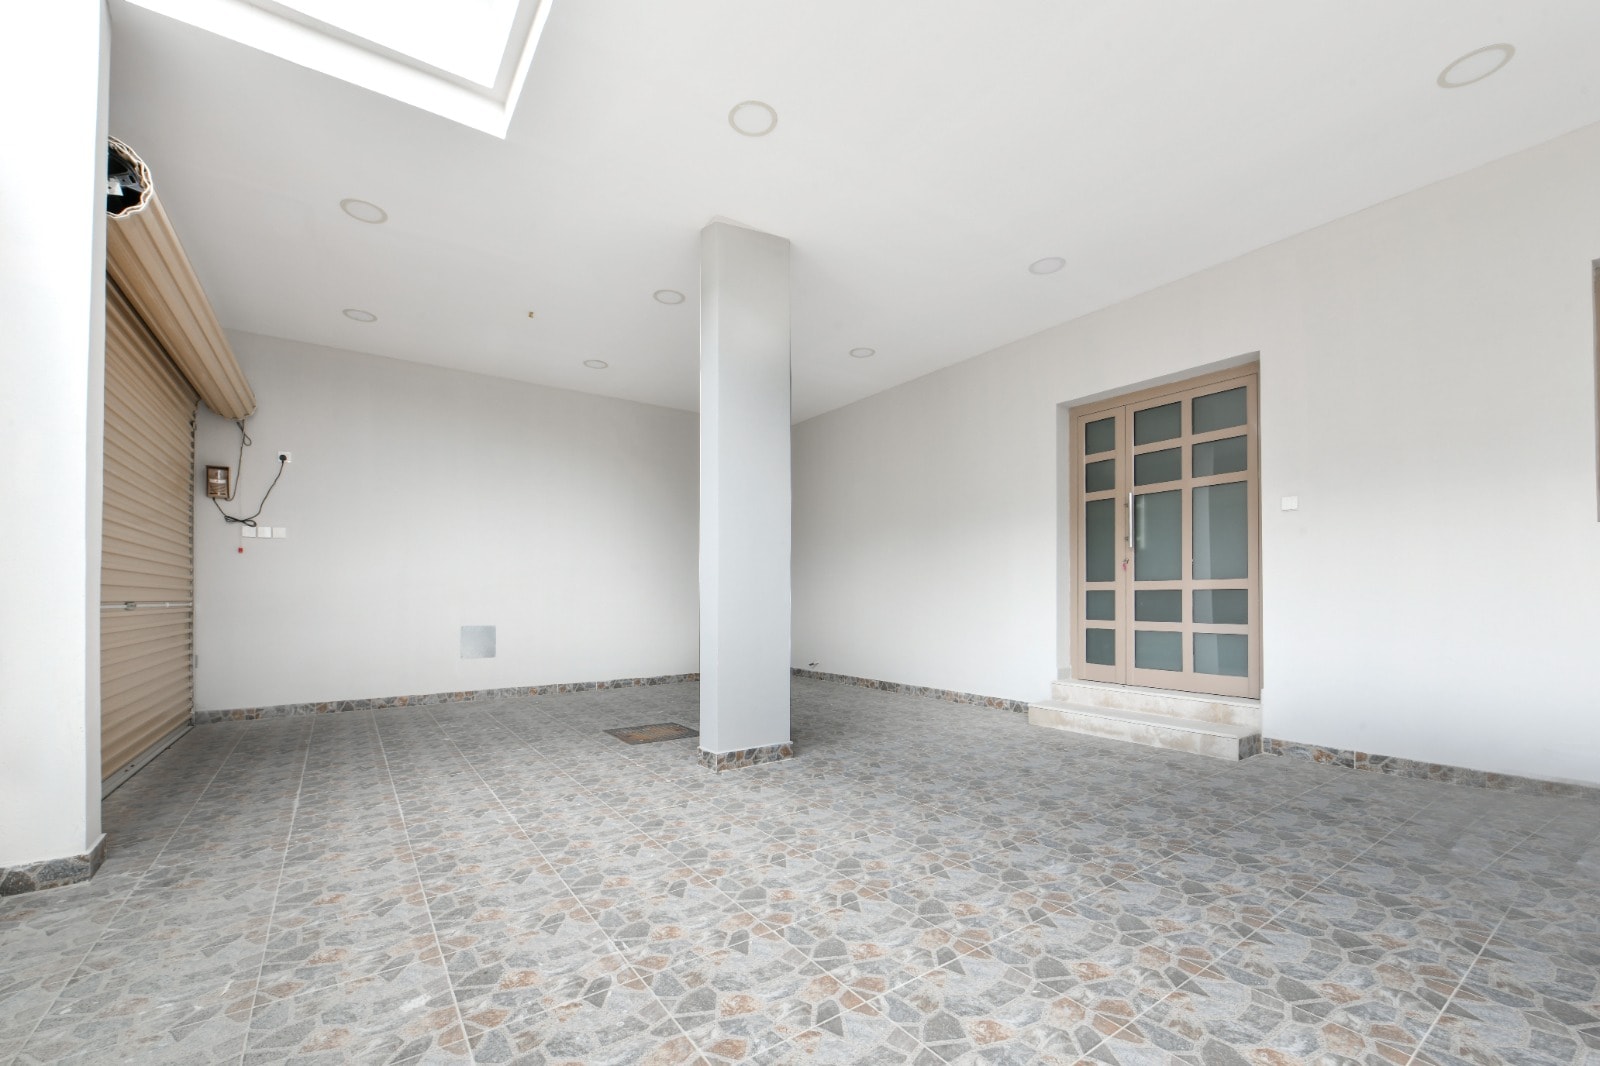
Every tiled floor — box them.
[2,679,1597,1065]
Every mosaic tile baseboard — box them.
[698,742,796,771]
[1263,738,1600,800]
[0,835,106,896]
[195,672,700,725]
[791,668,1030,714]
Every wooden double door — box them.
[1070,366,1261,698]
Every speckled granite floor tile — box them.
[2,678,1595,1065]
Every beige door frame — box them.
[1068,363,1262,699]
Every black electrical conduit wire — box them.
[211,419,285,528]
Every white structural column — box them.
[0,3,110,888]
[698,221,795,769]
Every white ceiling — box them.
[107,0,1600,422]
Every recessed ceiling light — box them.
[342,308,377,322]
[583,359,609,369]
[848,347,876,359]
[1437,44,1515,88]
[339,198,388,224]
[653,289,686,305]
[728,100,779,137]
[1029,257,1066,275]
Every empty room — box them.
[3,1,1599,1064]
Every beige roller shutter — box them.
[102,278,199,782]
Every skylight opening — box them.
[260,0,520,87]
[126,0,555,138]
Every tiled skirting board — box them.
[0,836,105,896]
[698,742,796,772]
[1263,738,1600,801]
[791,668,1030,714]
[195,672,700,724]
[790,670,1595,798]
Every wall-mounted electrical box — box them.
[205,465,231,499]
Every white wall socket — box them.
[278,451,292,463]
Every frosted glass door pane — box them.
[1193,482,1247,579]
[1085,590,1115,620]
[1134,402,1181,444]
[1193,387,1246,433]
[1135,590,1181,622]
[1194,633,1247,676]
[1192,436,1247,477]
[1135,631,1182,671]
[1193,589,1248,624]
[1134,490,1181,580]
[1085,628,1115,665]
[1085,417,1116,455]
[1085,498,1116,582]
[1134,448,1180,485]
[1085,459,1115,493]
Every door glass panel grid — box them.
[1070,370,1258,698]
[1076,409,1124,679]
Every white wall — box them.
[794,121,1600,787]
[0,3,109,868]
[194,333,698,710]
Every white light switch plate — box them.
[241,526,256,538]
[257,526,273,539]
[273,527,287,539]
[1281,496,1300,511]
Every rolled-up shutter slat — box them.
[105,137,255,421]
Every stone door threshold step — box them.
[1050,679,1261,729]
[1029,700,1261,761]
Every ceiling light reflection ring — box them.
[339,198,388,223]
[342,308,378,322]
[1437,44,1515,88]
[583,359,609,369]
[728,100,779,137]
[849,348,876,359]
[1029,257,1066,275]
[653,289,686,305]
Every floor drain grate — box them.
[604,722,699,745]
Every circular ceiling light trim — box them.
[1029,257,1066,275]
[728,100,779,137]
[1436,43,1515,89]
[342,308,378,322]
[583,359,609,369]
[339,198,388,224]
[653,289,687,305]
[848,347,876,359]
